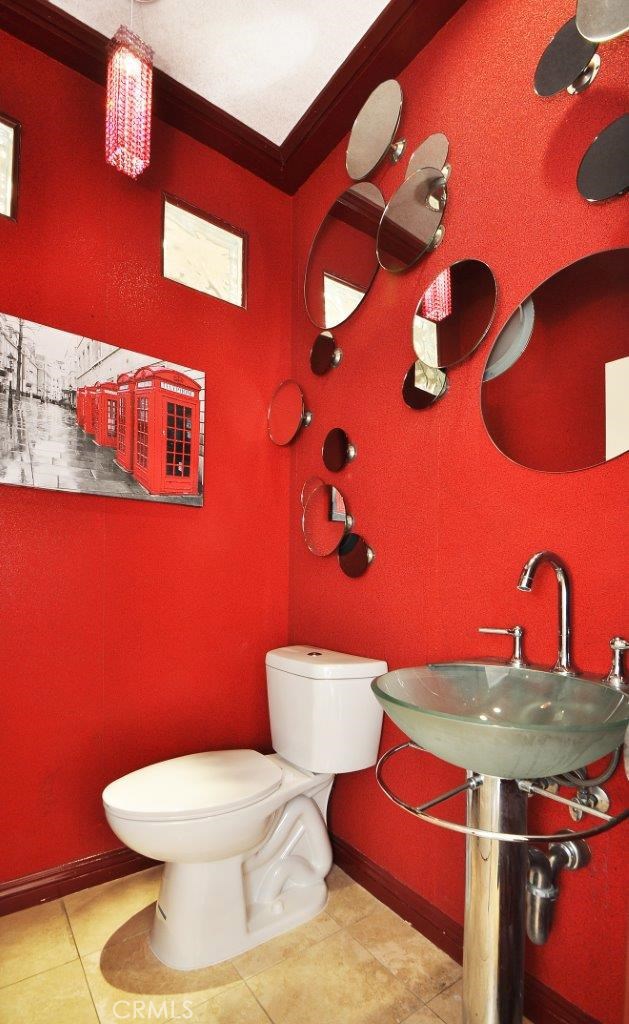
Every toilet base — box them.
[149,790,334,970]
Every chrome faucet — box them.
[517,551,574,675]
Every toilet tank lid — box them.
[266,645,388,680]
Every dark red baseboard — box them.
[0,847,159,917]
[0,836,602,1024]
[331,834,600,1024]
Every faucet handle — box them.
[604,637,629,691]
[478,625,525,668]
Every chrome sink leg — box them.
[463,777,528,1024]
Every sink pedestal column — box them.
[463,776,528,1024]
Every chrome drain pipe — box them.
[526,837,591,946]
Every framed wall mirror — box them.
[162,195,246,308]
[304,182,384,329]
[412,260,496,369]
[0,114,20,220]
[481,248,628,472]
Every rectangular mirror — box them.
[162,195,246,308]
[0,113,20,220]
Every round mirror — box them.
[412,260,496,370]
[322,428,356,472]
[338,533,374,578]
[302,482,352,556]
[268,380,311,446]
[402,361,447,410]
[301,476,324,508]
[576,0,629,43]
[346,80,404,181]
[534,18,599,96]
[577,115,629,203]
[377,168,446,273]
[406,133,449,179]
[481,248,629,472]
[310,331,343,375]
[304,182,385,329]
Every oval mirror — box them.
[534,17,599,96]
[305,182,385,329]
[302,482,352,556]
[310,331,342,375]
[268,380,311,446]
[322,428,356,472]
[338,533,374,578]
[301,475,324,508]
[576,0,629,43]
[412,260,496,370]
[377,168,447,273]
[406,133,449,179]
[402,361,447,410]
[577,115,629,203]
[346,80,404,181]
[481,248,629,472]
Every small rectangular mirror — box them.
[0,114,20,220]
[162,195,246,308]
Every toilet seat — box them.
[102,749,283,822]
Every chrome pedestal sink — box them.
[372,662,629,1024]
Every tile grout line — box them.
[241,979,275,1023]
[62,899,102,1023]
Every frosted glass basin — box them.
[372,662,629,779]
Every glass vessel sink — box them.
[372,662,629,779]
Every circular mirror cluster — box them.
[301,479,374,578]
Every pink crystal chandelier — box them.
[106,24,154,179]
[422,267,452,323]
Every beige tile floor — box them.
[0,864,509,1024]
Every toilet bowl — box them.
[103,645,387,970]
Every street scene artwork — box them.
[0,313,204,505]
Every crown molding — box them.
[0,0,466,193]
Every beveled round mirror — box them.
[302,482,352,556]
[402,361,447,410]
[534,17,600,96]
[301,475,324,508]
[338,533,374,578]
[305,182,385,329]
[412,260,497,370]
[322,428,356,472]
[577,115,629,203]
[406,133,450,180]
[481,248,628,472]
[268,380,312,446]
[346,80,404,181]
[377,168,447,273]
[576,0,629,42]
[310,331,343,375]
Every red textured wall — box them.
[289,2,628,1021]
[0,32,291,880]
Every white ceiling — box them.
[50,0,391,145]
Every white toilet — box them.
[102,645,387,970]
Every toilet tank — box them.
[266,645,388,774]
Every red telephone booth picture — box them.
[83,383,100,436]
[93,382,119,447]
[115,371,136,472]
[132,367,201,497]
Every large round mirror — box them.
[577,115,629,203]
[346,80,403,181]
[481,248,628,472]
[268,380,311,446]
[304,182,385,329]
[302,482,352,556]
[412,260,496,370]
[377,168,446,273]
[534,17,600,96]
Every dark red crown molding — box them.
[0,0,466,194]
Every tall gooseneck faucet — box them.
[517,551,574,675]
